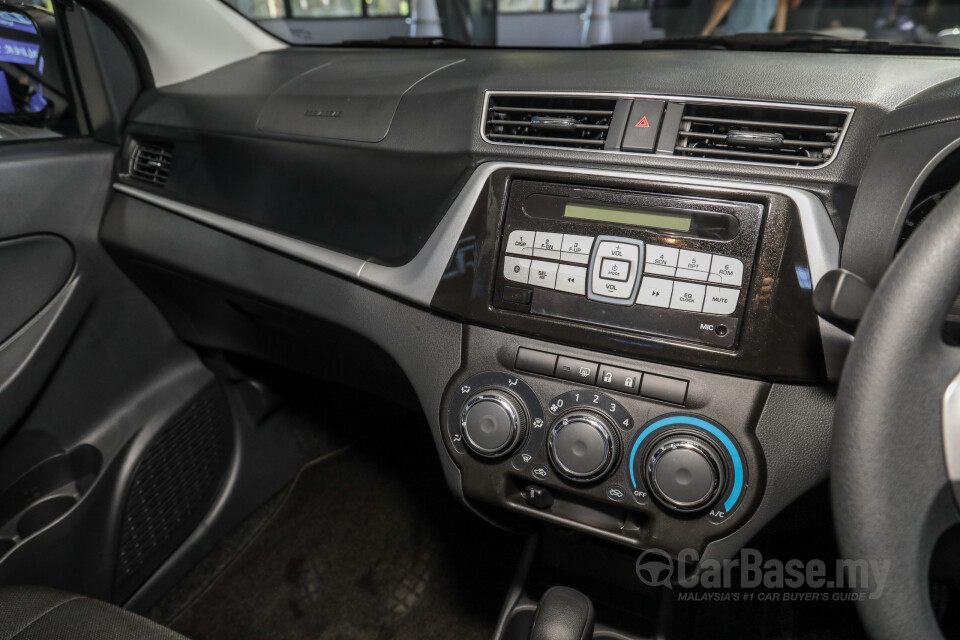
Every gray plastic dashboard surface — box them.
[113,162,851,377]
[257,56,463,142]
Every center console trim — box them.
[114,162,851,378]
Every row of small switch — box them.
[515,347,688,404]
[506,230,745,287]
[504,255,739,315]
[505,230,594,264]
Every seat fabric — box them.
[0,587,187,640]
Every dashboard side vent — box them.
[675,104,847,167]
[485,94,618,150]
[129,141,174,186]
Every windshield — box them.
[222,0,960,48]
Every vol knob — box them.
[460,390,528,458]
[548,411,618,482]
[646,434,724,512]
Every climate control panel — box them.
[626,415,746,523]
[548,409,619,483]
[442,342,765,556]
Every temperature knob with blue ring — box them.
[628,414,747,521]
[646,434,724,511]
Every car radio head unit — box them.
[494,180,764,349]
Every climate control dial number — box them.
[548,411,619,483]
[547,389,635,431]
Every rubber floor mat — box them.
[162,428,524,640]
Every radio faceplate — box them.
[494,180,764,349]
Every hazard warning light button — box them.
[621,99,665,153]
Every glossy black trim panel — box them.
[522,191,742,241]
[495,179,763,350]
[116,162,849,378]
[118,128,473,266]
[433,168,835,381]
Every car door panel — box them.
[0,139,223,604]
[0,235,74,346]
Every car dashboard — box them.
[100,46,960,566]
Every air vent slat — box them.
[129,141,174,187]
[675,103,847,167]
[677,131,836,149]
[493,119,609,131]
[485,95,618,150]
[492,105,615,117]
[679,115,841,133]
[674,145,824,165]
[487,133,606,147]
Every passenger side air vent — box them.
[675,104,847,167]
[485,94,619,150]
[129,141,174,186]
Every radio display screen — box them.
[563,202,693,232]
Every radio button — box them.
[670,281,706,312]
[708,256,744,287]
[599,258,630,282]
[592,278,635,300]
[645,245,679,277]
[644,263,675,277]
[504,256,531,284]
[678,249,712,274]
[560,235,594,264]
[589,238,643,303]
[556,264,587,295]
[674,268,709,281]
[636,276,674,308]
[506,230,536,256]
[596,240,641,263]
[533,232,563,260]
[528,260,559,289]
[702,286,739,315]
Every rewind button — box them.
[636,276,674,308]
[555,263,587,295]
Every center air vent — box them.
[129,141,174,187]
[485,95,619,150]
[675,104,847,167]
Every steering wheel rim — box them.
[833,184,960,639]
